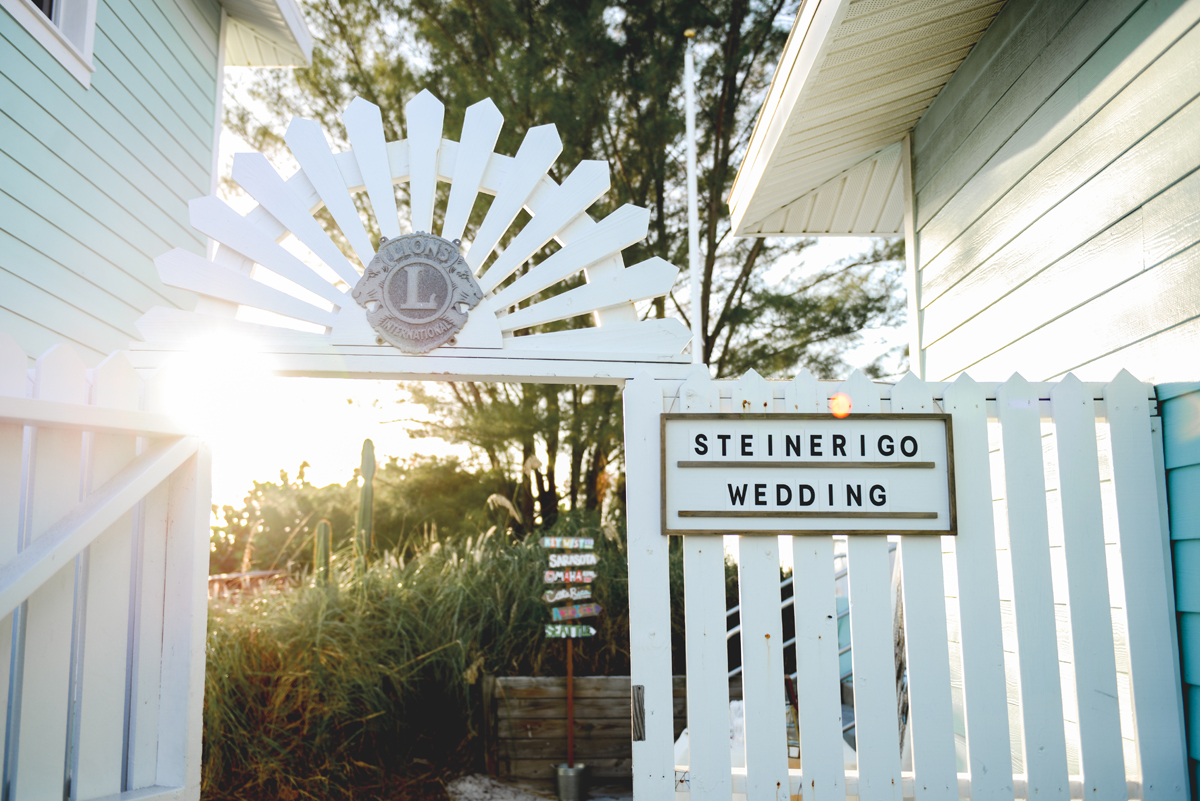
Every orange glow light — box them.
[830,392,852,418]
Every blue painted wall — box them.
[1161,383,1200,791]
[1,0,219,364]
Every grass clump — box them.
[202,513,635,800]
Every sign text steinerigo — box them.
[660,413,956,536]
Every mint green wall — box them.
[1,0,218,364]
[911,0,1200,384]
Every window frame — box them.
[2,0,99,87]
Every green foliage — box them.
[314,519,331,585]
[203,512,685,799]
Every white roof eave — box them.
[222,0,314,67]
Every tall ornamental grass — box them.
[203,514,651,800]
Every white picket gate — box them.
[0,335,208,801]
[624,367,1188,801]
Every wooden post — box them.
[566,637,575,769]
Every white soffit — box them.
[223,0,313,67]
[730,0,1005,237]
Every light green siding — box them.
[911,0,1200,384]
[1,0,218,364]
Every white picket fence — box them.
[0,335,208,801]
[624,367,1188,801]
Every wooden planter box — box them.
[481,676,742,781]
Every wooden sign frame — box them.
[660,412,957,536]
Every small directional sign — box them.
[548,552,599,568]
[544,587,592,603]
[543,569,596,584]
[540,536,594,550]
[552,603,602,621]
[545,624,596,638]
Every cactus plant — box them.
[356,439,376,558]
[314,519,331,585]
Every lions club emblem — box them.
[352,232,484,353]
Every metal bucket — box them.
[555,763,588,801]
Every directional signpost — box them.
[540,536,603,775]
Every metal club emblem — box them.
[352,232,484,353]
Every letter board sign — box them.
[661,413,956,535]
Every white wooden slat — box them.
[14,344,88,800]
[731,369,791,800]
[188,197,350,306]
[74,354,138,799]
[622,373,675,798]
[679,365,733,801]
[441,98,503,243]
[0,396,188,438]
[1048,375,1126,799]
[0,334,25,767]
[478,160,610,294]
[995,373,1069,799]
[498,258,676,333]
[343,97,402,241]
[504,319,689,356]
[466,124,562,273]
[785,370,847,801]
[890,373,958,801]
[942,375,1014,801]
[0,436,199,621]
[156,249,338,329]
[405,90,445,236]
[154,443,211,794]
[284,116,376,266]
[232,153,361,287]
[1103,371,1189,801]
[840,369,902,801]
[489,204,650,309]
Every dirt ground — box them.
[445,775,633,801]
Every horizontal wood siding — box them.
[911,0,1200,383]
[1160,385,1200,787]
[0,0,217,364]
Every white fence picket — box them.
[73,353,140,799]
[623,373,675,798]
[441,98,503,244]
[839,369,902,801]
[678,365,733,801]
[891,373,957,800]
[405,90,444,236]
[14,345,89,800]
[996,374,1070,799]
[941,374,1014,799]
[731,370,790,801]
[786,370,847,801]
[343,97,402,241]
[0,333,25,767]
[1104,371,1189,800]
[1048,375,1126,799]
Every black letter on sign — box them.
[742,434,754,457]
[901,435,918,457]
[755,484,767,506]
[728,484,748,505]
[833,434,846,456]
[878,435,894,456]
[694,433,708,456]
[810,434,823,456]
[828,484,834,507]
[767,435,773,457]
[718,434,731,456]
[786,435,802,457]
[798,485,816,506]
[870,484,887,506]
[860,434,866,456]
[776,484,792,506]
[846,484,862,506]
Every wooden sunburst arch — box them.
[129,91,694,384]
